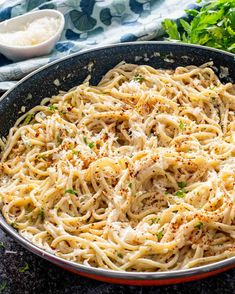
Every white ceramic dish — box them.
[0,9,65,61]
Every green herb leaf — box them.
[150,217,160,225]
[180,19,191,34]
[48,105,57,111]
[163,0,235,54]
[83,137,88,144]
[57,135,63,144]
[133,74,145,83]
[88,142,94,149]
[65,189,78,196]
[19,262,29,273]
[175,190,186,198]
[156,229,164,240]
[194,221,203,229]
[162,19,181,40]
[67,142,74,150]
[72,149,80,155]
[0,242,4,249]
[172,210,178,213]
[11,221,18,229]
[60,110,67,115]
[176,182,187,198]
[117,253,123,258]
[185,9,199,17]
[39,208,45,221]
[23,113,34,125]
[0,281,7,293]
[37,154,46,160]
[177,182,187,189]
[128,183,132,189]
[179,120,186,130]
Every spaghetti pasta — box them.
[0,63,235,272]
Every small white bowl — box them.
[0,9,65,61]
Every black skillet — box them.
[0,42,234,285]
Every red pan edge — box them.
[62,263,235,286]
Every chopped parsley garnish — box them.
[179,120,186,130]
[0,281,7,293]
[48,105,57,111]
[175,190,186,198]
[37,154,46,160]
[83,137,95,149]
[172,210,178,213]
[60,110,67,114]
[133,74,145,83]
[83,137,88,144]
[18,262,29,273]
[57,135,63,144]
[194,221,203,229]
[39,208,45,221]
[175,182,187,198]
[128,183,132,189]
[177,182,187,189]
[67,142,74,150]
[150,218,160,225]
[88,142,94,149]
[117,253,123,258]
[0,242,4,249]
[23,113,34,125]
[157,229,164,240]
[72,150,80,155]
[11,221,18,229]
[65,189,78,196]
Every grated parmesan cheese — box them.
[0,17,60,47]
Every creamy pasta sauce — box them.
[0,63,235,272]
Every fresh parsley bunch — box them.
[163,0,235,53]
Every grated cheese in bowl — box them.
[0,16,61,47]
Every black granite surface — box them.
[0,229,234,294]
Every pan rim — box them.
[1,40,235,102]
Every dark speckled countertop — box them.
[0,230,234,294]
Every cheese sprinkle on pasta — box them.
[1,63,235,272]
